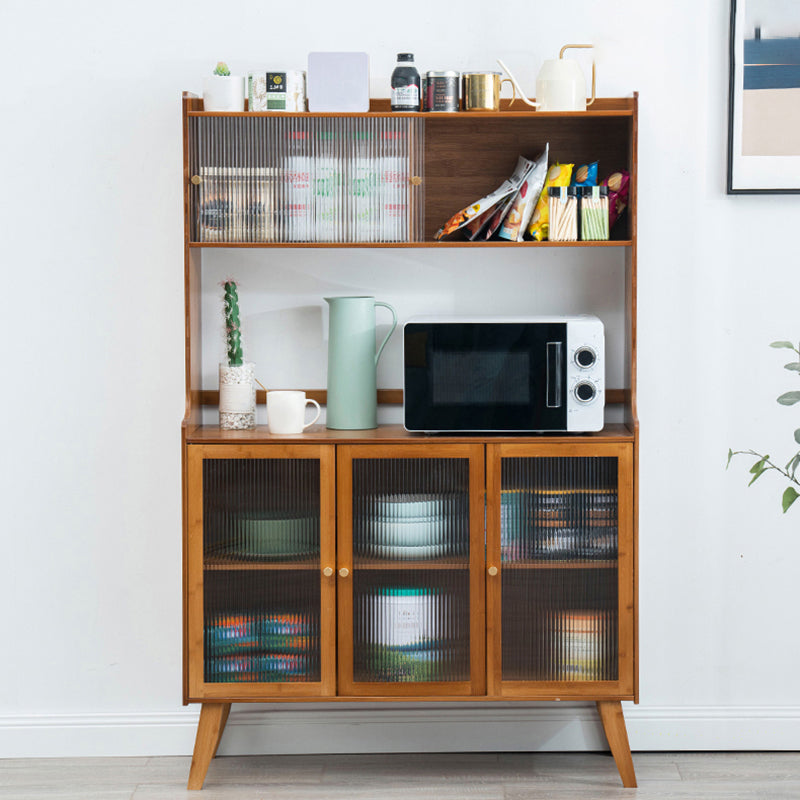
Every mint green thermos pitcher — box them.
[325,296,397,430]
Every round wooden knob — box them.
[322,567,334,577]
[338,567,350,578]
[410,175,422,186]
[488,566,499,577]
[190,175,202,185]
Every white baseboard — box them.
[2,704,799,758]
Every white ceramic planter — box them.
[219,362,255,430]
[203,75,245,112]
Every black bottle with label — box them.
[391,53,421,111]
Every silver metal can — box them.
[424,71,459,112]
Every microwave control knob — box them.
[574,381,597,403]
[574,346,597,369]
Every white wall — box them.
[3,0,800,757]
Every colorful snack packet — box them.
[497,146,548,241]
[571,161,598,187]
[602,169,630,228]
[527,163,573,241]
[465,204,497,239]
[435,155,535,240]
[475,194,515,240]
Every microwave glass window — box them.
[431,351,531,406]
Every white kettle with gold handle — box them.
[498,44,596,112]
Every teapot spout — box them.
[497,59,540,108]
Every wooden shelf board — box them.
[188,690,636,703]
[501,559,617,570]
[198,388,627,408]
[352,560,470,571]
[185,96,636,118]
[188,240,632,249]
[203,558,471,571]
[184,422,635,445]
[204,558,319,571]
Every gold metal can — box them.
[462,71,516,112]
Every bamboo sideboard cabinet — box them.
[181,93,639,790]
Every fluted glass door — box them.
[487,442,634,698]
[337,444,485,696]
[186,444,336,699]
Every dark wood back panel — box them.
[423,116,632,242]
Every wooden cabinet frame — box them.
[181,94,639,790]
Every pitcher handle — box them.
[374,301,398,365]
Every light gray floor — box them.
[1,752,800,799]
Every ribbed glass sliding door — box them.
[187,114,424,244]
[486,443,634,697]
[186,445,336,699]
[337,444,485,696]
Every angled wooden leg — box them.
[596,701,637,788]
[188,702,231,790]
[211,704,231,759]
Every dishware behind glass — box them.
[267,390,321,434]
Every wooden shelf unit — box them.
[181,93,639,791]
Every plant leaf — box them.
[770,341,795,349]
[782,486,800,513]
[785,362,800,372]
[727,448,734,468]
[748,458,769,485]
[777,391,800,405]
[795,430,800,445]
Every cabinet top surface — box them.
[183,94,637,118]
[184,422,635,445]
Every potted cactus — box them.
[218,280,256,430]
[203,61,245,112]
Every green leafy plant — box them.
[223,280,243,366]
[213,62,231,77]
[727,340,800,513]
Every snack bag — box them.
[497,146,548,242]
[571,161,598,187]
[435,155,534,240]
[602,170,630,228]
[527,163,573,241]
[464,204,498,239]
[473,194,514,240]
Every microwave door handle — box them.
[546,342,563,408]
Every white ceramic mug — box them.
[267,390,321,434]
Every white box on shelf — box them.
[307,52,369,112]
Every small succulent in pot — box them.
[203,61,245,112]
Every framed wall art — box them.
[727,0,800,193]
